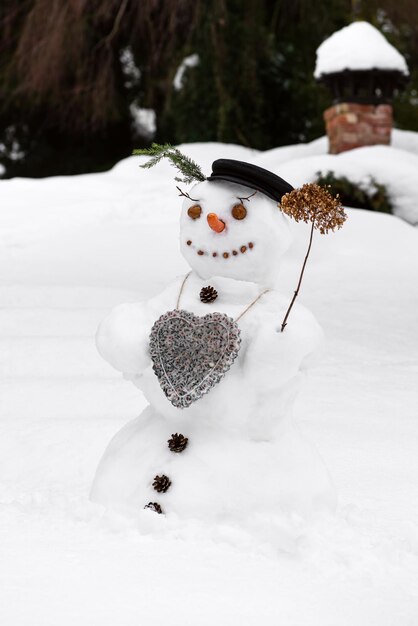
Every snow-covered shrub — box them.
[315,170,392,214]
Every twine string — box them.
[176,272,269,322]
[176,271,192,309]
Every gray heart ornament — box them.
[149,309,241,409]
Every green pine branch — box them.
[133,143,206,184]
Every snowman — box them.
[90,154,338,530]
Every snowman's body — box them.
[90,179,336,524]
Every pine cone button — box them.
[153,474,171,493]
[200,285,218,303]
[168,433,188,453]
[144,502,163,514]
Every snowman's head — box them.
[180,159,294,286]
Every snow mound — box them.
[1,139,418,624]
[255,130,418,226]
[270,145,418,226]
[255,136,328,169]
[392,128,418,155]
[314,21,409,78]
[256,129,418,167]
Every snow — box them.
[271,145,418,225]
[392,128,418,154]
[256,129,418,166]
[1,142,418,624]
[173,53,200,91]
[0,125,26,172]
[119,46,141,88]
[257,129,418,225]
[314,21,409,78]
[129,104,156,139]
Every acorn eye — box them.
[231,203,247,220]
[187,205,202,220]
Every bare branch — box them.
[176,185,199,202]
[237,191,257,203]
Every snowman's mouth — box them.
[186,240,254,259]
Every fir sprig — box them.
[133,143,206,184]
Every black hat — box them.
[207,159,294,202]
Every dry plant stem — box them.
[176,186,199,202]
[280,221,315,333]
[237,191,257,203]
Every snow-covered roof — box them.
[314,21,409,78]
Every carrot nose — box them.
[207,213,225,233]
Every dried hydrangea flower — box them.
[280,183,346,234]
[279,183,347,332]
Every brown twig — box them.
[176,185,199,202]
[237,191,257,203]
[280,220,315,333]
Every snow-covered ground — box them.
[0,142,418,625]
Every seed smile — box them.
[186,240,254,258]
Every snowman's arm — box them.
[96,301,152,375]
[245,303,323,391]
[96,279,182,375]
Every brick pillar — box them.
[324,103,393,154]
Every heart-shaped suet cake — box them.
[149,310,241,408]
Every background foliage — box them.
[315,171,393,213]
[1,0,417,177]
